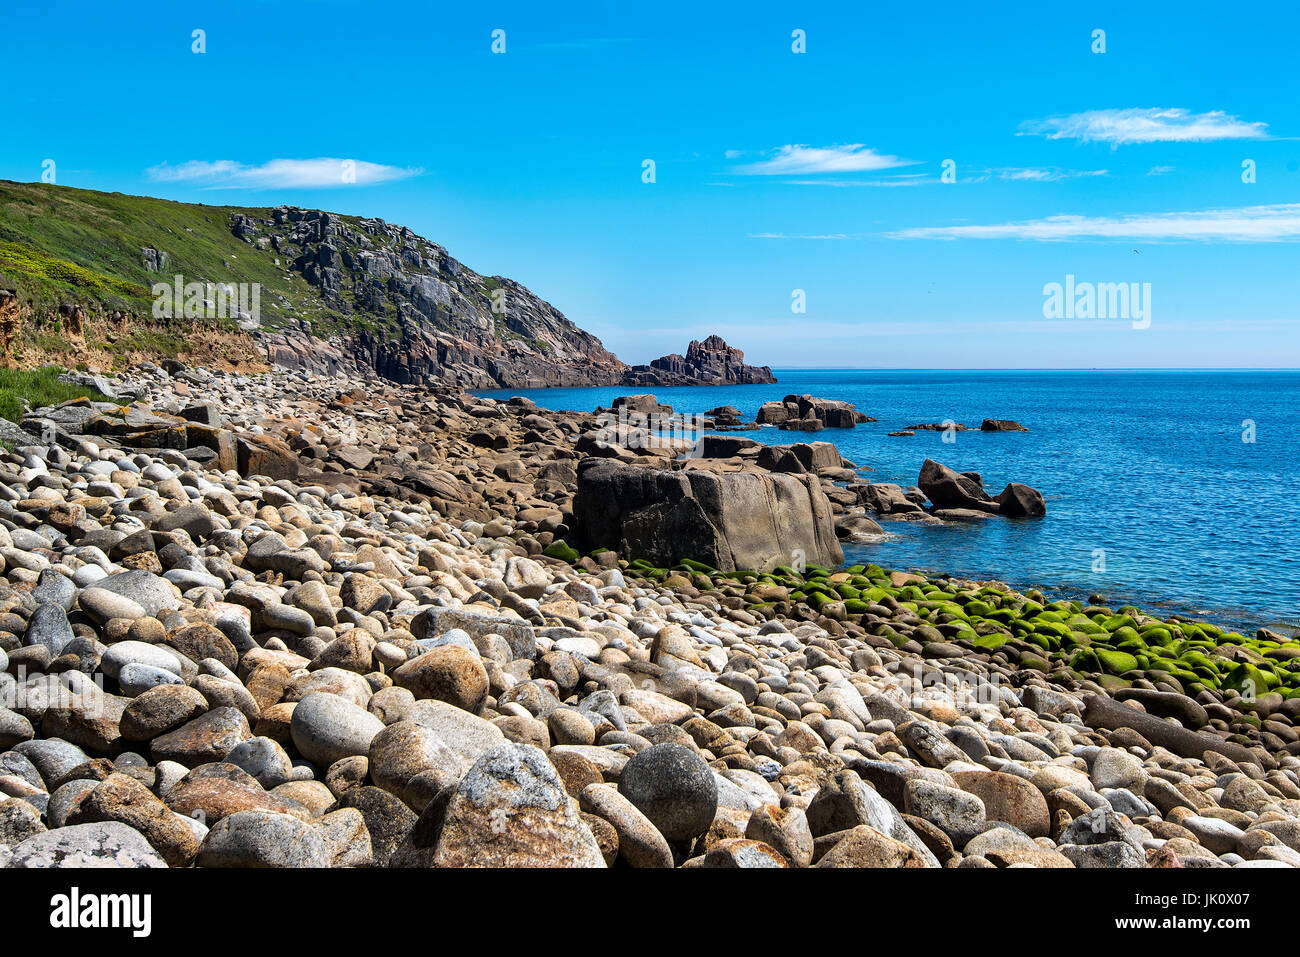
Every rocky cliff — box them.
[233,207,630,389]
[623,335,777,387]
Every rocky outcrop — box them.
[918,459,999,513]
[573,460,843,571]
[234,207,630,390]
[757,394,872,431]
[235,213,776,391]
[906,422,967,432]
[914,459,1046,519]
[981,419,1030,432]
[3,179,773,391]
[624,336,776,387]
[994,482,1046,517]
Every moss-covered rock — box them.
[543,540,581,563]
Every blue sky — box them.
[3,0,1299,368]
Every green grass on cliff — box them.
[0,365,110,424]
[0,179,344,329]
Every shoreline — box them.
[474,371,1300,636]
[847,549,1300,641]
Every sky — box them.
[3,0,1299,368]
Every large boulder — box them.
[756,441,842,473]
[917,459,998,513]
[433,743,606,867]
[235,433,299,480]
[755,401,792,425]
[608,394,671,416]
[994,482,1046,517]
[697,435,759,458]
[573,460,843,571]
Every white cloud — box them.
[1020,108,1268,145]
[1146,165,1176,176]
[996,167,1109,182]
[783,174,931,188]
[889,203,1300,242]
[145,158,422,189]
[732,144,912,175]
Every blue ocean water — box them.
[477,370,1300,634]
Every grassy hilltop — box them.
[0,180,626,387]
[0,180,354,369]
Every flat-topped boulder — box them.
[573,459,843,571]
[696,435,761,458]
[607,394,672,416]
[752,441,844,474]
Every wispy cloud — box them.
[1146,165,1176,176]
[145,158,422,190]
[889,203,1300,243]
[995,167,1109,182]
[1019,108,1269,145]
[748,232,862,240]
[731,144,912,175]
[783,174,932,188]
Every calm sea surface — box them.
[477,370,1300,634]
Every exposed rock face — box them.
[626,335,776,387]
[572,460,843,571]
[757,394,871,430]
[234,207,630,390]
[141,246,168,272]
[233,213,775,391]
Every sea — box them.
[476,370,1300,636]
